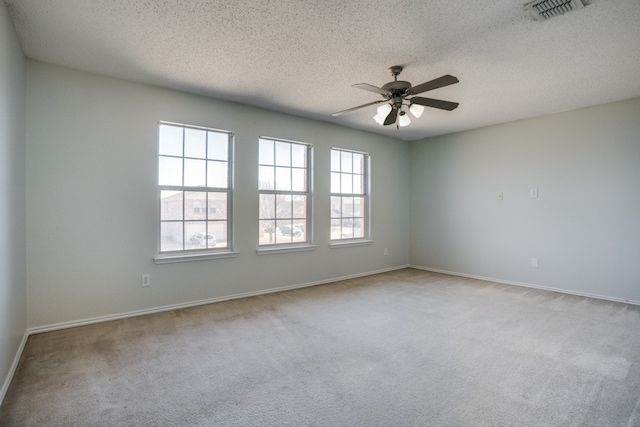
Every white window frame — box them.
[155,121,238,264]
[329,147,372,247]
[257,136,315,255]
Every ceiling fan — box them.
[332,66,460,128]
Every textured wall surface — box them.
[25,60,409,328]
[409,97,640,303]
[0,2,27,401]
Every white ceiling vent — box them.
[525,0,585,21]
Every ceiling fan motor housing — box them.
[381,80,411,95]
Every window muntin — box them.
[330,148,369,240]
[259,138,311,246]
[158,122,233,253]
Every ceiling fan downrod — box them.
[389,65,403,80]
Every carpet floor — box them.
[1,268,640,426]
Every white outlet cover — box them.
[141,274,151,287]
[530,189,538,198]
[531,258,539,268]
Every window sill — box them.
[329,239,374,249]
[256,245,316,256]
[154,250,239,264]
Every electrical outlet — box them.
[531,258,539,268]
[530,188,538,198]
[498,192,504,201]
[141,274,151,287]
[384,248,388,256]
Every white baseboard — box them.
[29,264,410,335]
[408,265,640,306]
[1,329,29,406]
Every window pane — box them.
[353,174,364,194]
[161,222,183,251]
[260,220,276,245]
[292,219,306,242]
[185,222,207,250]
[291,144,306,168]
[185,191,207,220]
[331,149,341,172]
[259,194,275,219]
[330,196,342,218]
[208,131,228,161]
[207,160,228,188]
[207,221,226,248]
[184,128,206,159]
[353,153,364,174]
[292,195,306,218]
[184,159,206,187]
[259,139,274,165]
[159,156,182,186]
[161,191,182,221]
[341,173,353,193]
[275,167,291,191]
[330,218,341,240]
[208,192,227,220]
[275,141,291,166]
[331,172,341,193]
[275,195,292,219]
[341,151,353,173]
[353,197,364,216]
[291,168,306,192]
[159,125,183,156]
[353,222,364,238]
[341,220,354,238]
[259,166,274,190]
[341,197,354,216]
[276,220,293,244]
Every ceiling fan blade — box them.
[353,83,390,96]
[409,75,459,95]
[411,97,459,111]
[332,100,386,116]
[383,108,398,126]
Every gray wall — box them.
[409,98,640,303]
[0,3,27,397]
[20,45,640,332]
[26,61,409,328]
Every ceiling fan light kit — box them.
[398,111,411,127]
[373,104,392,124]
[333,66,460,129]
[409,103,424,118]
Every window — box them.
[330,148,369,241]
[258,137,312,247]
[157,122,233,255]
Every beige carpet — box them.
[1,268,640,426]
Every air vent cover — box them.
[525,0,585,21]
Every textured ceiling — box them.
[5,0,640,141]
